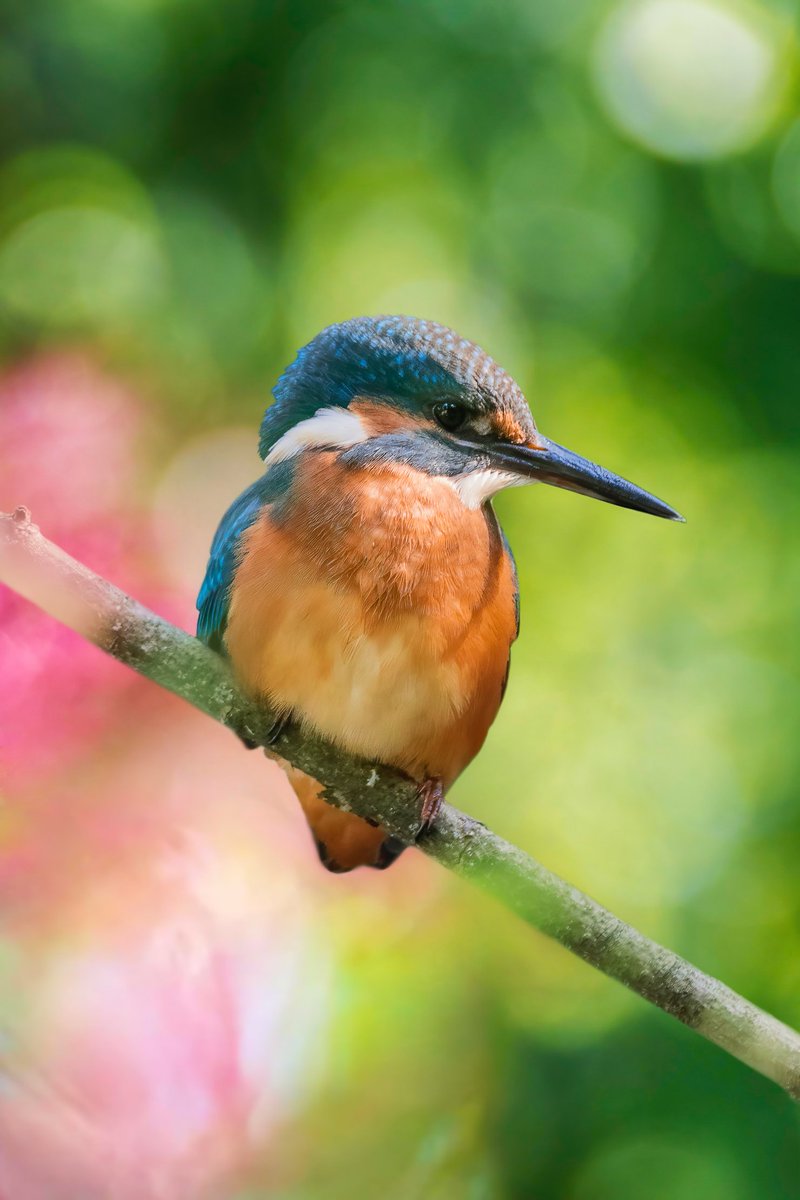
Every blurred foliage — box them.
[2,0,800,1197]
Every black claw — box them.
[266,713,292,745]
[237,712,291,751]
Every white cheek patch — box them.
[471,415,493,436]
[263,406,367,467]
[449,469,526,510]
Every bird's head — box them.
[259,315,682,520]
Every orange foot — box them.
[417,776,444,835]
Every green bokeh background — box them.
[3,0,800,1195]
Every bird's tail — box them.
[283,761,405,872]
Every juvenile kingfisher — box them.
[198,316,681,872]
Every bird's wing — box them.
[500,526,520,642]
[499,525,520,703]
[196,481,266,651]
[197,460,297,651]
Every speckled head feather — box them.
[259,315,536,458]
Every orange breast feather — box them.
[224,453,517,867]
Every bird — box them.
[197,316,681,872]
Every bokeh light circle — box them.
[0,146,165,330]
[569,1134,748,1200]
[772,116,800,244]
[594,0,790,161]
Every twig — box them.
[2,506,799,1101]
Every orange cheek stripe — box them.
[349,398,433,437]
[494,409,526,443]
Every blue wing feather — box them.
[499,524,520,641]
[196,462,295,652]
[498,523,519,703]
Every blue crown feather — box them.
[258,315,527,458]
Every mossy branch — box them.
[2,506,799,1101]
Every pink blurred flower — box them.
[0,729,330,1200]
[0,351,353,1199]
[0,353,142,530]
[0,353,180,787]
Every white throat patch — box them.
[450,468,525,510]
[263,406,367,467]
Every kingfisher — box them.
[197,316,681,872]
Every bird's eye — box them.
[432,401,467,432]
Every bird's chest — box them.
[225,455,516,778]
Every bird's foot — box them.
[416,776,444,838]
[237,712,291,751]
[265,711,292,746]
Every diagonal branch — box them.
[2,506,799,1101]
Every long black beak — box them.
[485,435,684,521]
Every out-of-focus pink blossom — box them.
[0,349,429,1200]
[0,353,142,530]
[0,725,330,1199]
[0,353,179,787]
